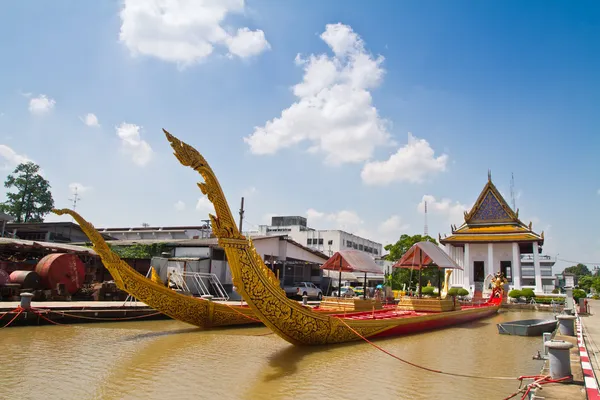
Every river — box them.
[1,310,552,400]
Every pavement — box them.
[580,300,600,376]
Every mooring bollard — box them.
[302,295,308,306]
[201,295,214,302]
[563,308,573,315]
[545,340,574,380]
[556,314,576,336]
[20,292,34,310]
[543,332,552,356]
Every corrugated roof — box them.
[393,241,462,270]
[320,250,383,274]
[0,237,97,255]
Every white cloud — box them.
[379,215,409,233]
[418,195,468,226]
[242,186,258,197]
[0,145,33,169]
[307,208,364,230]
[244,23,390,165]
[174,200,185,211]
[196,196,215,214]
[115,123,153,166]
[81,113,100,127]
[361,133,448,185]
[119,0,270,67]
[29,94,56,115]
[68,182,92,194]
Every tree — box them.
[563,263,591,278]
[578,276,594,292]
[384,234,439,290]
[0,162,54,222]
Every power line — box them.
[69,187,81,210]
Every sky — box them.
[0,0,599,273]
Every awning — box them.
[320,250,383,275]
[393,241,463,270]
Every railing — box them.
[521,254,554,261]
[169,270,229,301]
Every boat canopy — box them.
[393,241,463,270]
[320,250,383,275]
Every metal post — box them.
[338,254,342,298]
[418,248,423,298]
[238,197,245,233]
[543,332,552,356]
[545,340,574,380]
[363,272,367,300]
[20,292,34,310]
[438,268,442,297]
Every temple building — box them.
[440,173,554,295]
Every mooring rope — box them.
[333,314,572,395]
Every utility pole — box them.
[424,200,429,237]
[510,173,516,211]
[238,197,245,233]
[68,187,81,228]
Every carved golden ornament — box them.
[164,130,499,345]
[51,208,257,328]
[441,270,453,299]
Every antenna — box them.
[424,200,429,237]
[510,173,516,211]
[69,187,80,210]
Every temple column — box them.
[533,242,543,293]
[464,243,471,291]
[512,242,521,289]
[487,243,494,277]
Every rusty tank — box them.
[35,253,85,294]
[9,270,41,290]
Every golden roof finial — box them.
[528,221,532,230]
[488,169,492,182]
[541,231,544,239]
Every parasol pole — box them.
[418,248,423,298]
[338,254,342,298]
[438,267,442,298]
[364,272,367,300]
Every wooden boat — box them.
[164,129,503,345]
[497,319,558,336]
[52,209,259,329]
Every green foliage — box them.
[0,162,54,222]
[457,288,469,297]
[552,288,559,294]
[447,288,459,297]
[109,243,169,259]
[384,234,440,290]
[573,289,586,301]
[508,289,522,298]
[521,288,536,299]
[578,276,594,291]
[421,286,436,296]
[563,263,591,278]
[590,277,600,294]
[533,297,565,304]
[594,295,600,300]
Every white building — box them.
[98,224,212,240]
[441,174,555,295]
[254,215,383,258]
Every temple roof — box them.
[440,172,544,245]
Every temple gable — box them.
[470,191,511,222]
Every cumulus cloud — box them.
[242,186,258,197]
[418,195,469,226]
[115,123,153,166]
[29,94,55,115]
[307,208,364,230]
[196,196,215,214]
[379,215,409,233]
[174,200,185,211]
[119,0,270,67]
[244,23,390,165]
[0,145,32,169]
[81,113,100,127]
[361,133,448,185]
[68,182,92,194]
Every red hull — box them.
[371,305,499,339]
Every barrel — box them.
[9,270,41,289]
[35,253,85,294]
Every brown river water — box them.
[1,310,553,400]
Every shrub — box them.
[552,288,559,294]
[533,297,565,304]
[457,288,469,297]
[508,289,522,299]
[593,295,599,300]
[447,288,459,297]
[521,288,536,299]
[573,289,586,301]
[421,287,436,296]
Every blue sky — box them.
[0,1,598,273]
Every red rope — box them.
[221,302,263,323]
[1,308,23,328]
[43,309,164,321]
